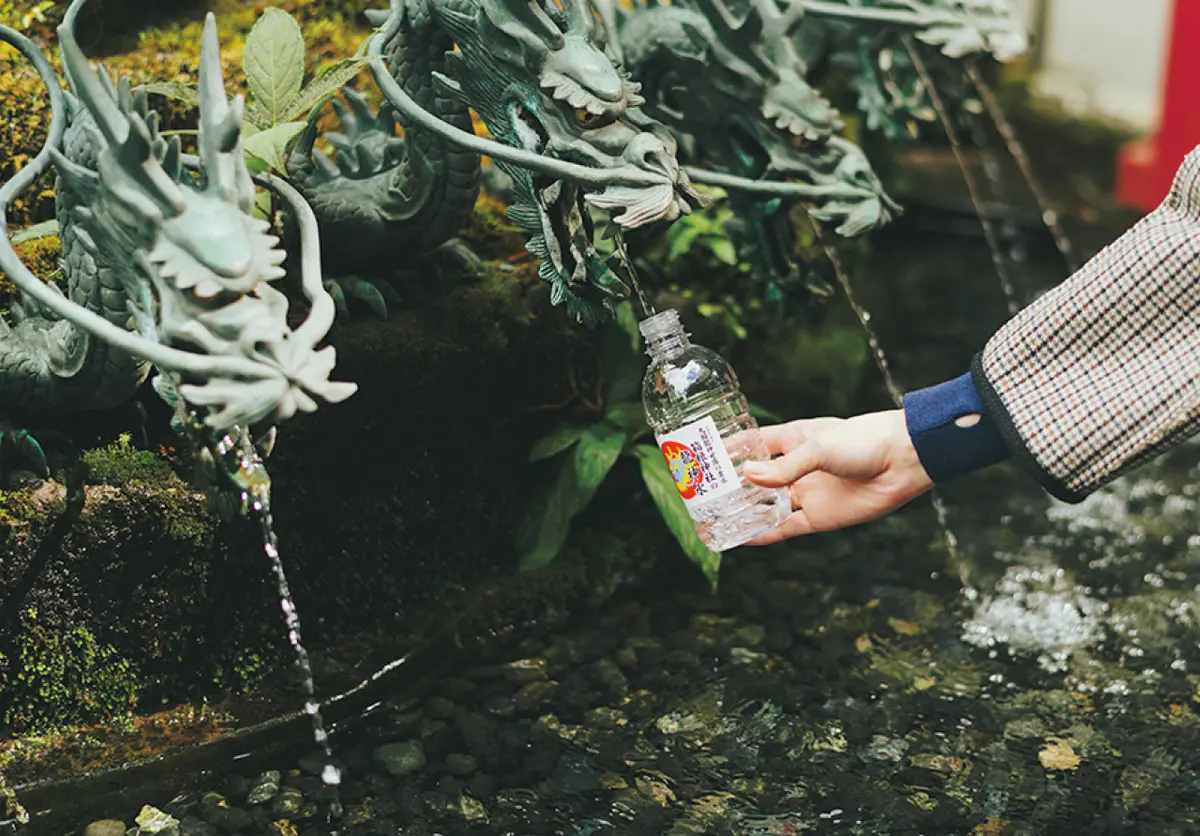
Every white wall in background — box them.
[1022,0,1172,131]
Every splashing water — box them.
[612,226,657,317]
[965,60,1081,275]
[208,428,344,824]
[814,222,967,586]
[902,36,1021,316]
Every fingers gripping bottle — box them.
[640,309,791,550]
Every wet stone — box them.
[177,817,216,836]
[246,770,282,805]
[445,753,478,776]
[585,707,628,728]
[271,786,306,818]
[483,695,516,718]
[459,796,489,823]
[614,647,639,669]
[502,657,549,684]
[424,695,457,720]
[374,741,427,777]
[457,712,500,760]
[84,821,127,836]
[265,821,297,836]
[513,680,559,712]
[439,677,478,701]
[467,772,496,799]
[135,807,180,836]
[205,806,252,835]
[731,623,767,647]
[590,657,629,695]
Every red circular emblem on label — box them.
[661,440,703,500]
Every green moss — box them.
[0,488,38,525]
[0,615,140,734]
[81,433,175,487]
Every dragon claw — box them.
[432,238,484,278]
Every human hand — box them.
[742,409,934,545]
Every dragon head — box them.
[616,0,897,232]
[421,0,705,325]
[52,13,354,431]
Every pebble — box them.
[135,806,180,836]
[502,657,549,684]
[374,741,427,777]
[590,658,629,695]
[731,623,767,647]
[270,786,306,818]
[84,821,126,836]
[614,647,639,669]
[513,680,558,712]
[424,696,457,720]
[459,796,489,823]
[245,770,282,805]
[445,753,478,776]
[177,817,216,836]
[205,806,253,835]
[483,695,516,718]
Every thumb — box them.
[744,439,825,487]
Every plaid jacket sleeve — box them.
[971,146,1200,502]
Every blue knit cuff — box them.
[903,372,1012,483]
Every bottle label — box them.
[658,416,741,505]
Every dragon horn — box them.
[197,13,254,212]
[56,16,129,147]
[560,0,594,35]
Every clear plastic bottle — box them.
[639,309,790,551]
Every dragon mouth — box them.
[513,103,700,229]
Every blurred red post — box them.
[1116,0,1200,211]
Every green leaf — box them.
[252,189,274,221]
[515,458,583,572]
[282,57,371,123]
[11,220,58,243]
[516,424,626,572]
[709,236,737,266]
[573,425,627,495]
[242,121,307,174]
[243,7,306,126]
[529,423,588,462]
[666,223,702,263]
[604,401,647,434]
[635,446,721,591]
[139,82,200,109]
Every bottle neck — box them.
[639,309,691,360]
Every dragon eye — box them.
[573,107,615,129]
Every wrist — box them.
[888,409,935,495]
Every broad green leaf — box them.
[242,121,306,174]
[515,458,584,572]
[282,57,371,123]
[666,223,702,263]
[252,189,274,221]
[243,8,306,126]
[517,424,626,572]
[139,82,200,109]
[573,425,627,495]
[709,236,737,266]
[604,401,647,434]
[635,445,721,591]
[529,423,587,462]
[242,102,272,134]
[11,220,58,243]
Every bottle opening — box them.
[638,309,686,343]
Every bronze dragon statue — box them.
[602,0,900,300]
[0,3,354,501]
[288,0,710,326]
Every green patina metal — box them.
[0,1,355,497]
[290,0,709,327]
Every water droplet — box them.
[322,764,342,786]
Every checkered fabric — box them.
[972,146,1200,502]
